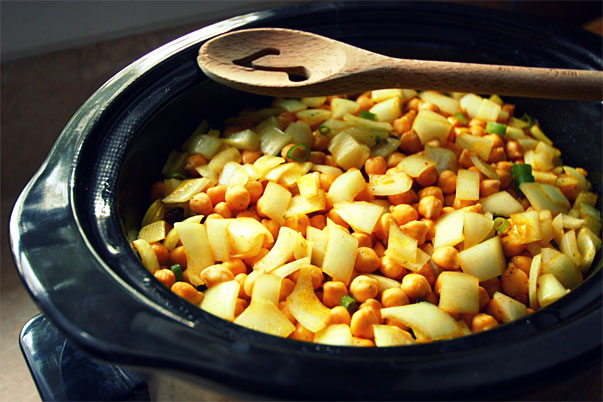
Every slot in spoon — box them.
[198,28,603,100]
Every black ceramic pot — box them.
[10,2,602,400]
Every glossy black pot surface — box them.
[10,2,602,400]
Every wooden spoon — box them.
[197,28,603,100]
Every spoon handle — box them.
[344,55,602,101]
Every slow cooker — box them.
[10,2,602,400]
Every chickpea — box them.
[390,204,418,226]
[480,277,502,298]
[235,298,249,317]
[388,189,418,205]
[418,186,444,203]
[280,143,296,161]
[471,313,499,332]
[150,181,166,201]
[421,218,436,241]
[385,318,409,331]
[154,269,176,288]
[278,300,296,323]
[379,255,406,279]
[223,259,247,276]
[240,149,261,164]
[478,286,490,311]
[352,337,375,347]
[399,130,423,154]
[225,185,250,212]
[511,255,532,275]
[401,273,431,300]
[438,170,457,194]
[432,246,460,270]
[418,263,437,287]
[415,165,438,187]
[406,97,421,112]
[279,277,295,301]
[488,147,507,164]
[290,322,314,342]
[393,110,416,135]
[318,172,336,191]
[468,118,486,128]
[505,140,523,159]
[469,125,485,136]
[352,247,380,274]
[374,213,394,243]
[419,101,439,112]
[444,193,455,207]
[243,270,259,298]
[285,214,310,237]
[327,209,348,229]
[169,246,187,268]
[417,195,443,220]
[386,152,405,168]
[322,281,348,307]
[328,306,351,325]
[171,282,204,305]
[308,151,326,165]
[501,235,524,258]
[400,220,428,245]
[501,266,529,297]
[350,308,379,339]
[479,179,501,198]
[201,265,234,288]
[349,275,380,302]
[350,232,371,248]
[496,168,513,190]
[356,92,374,111]
[309,214,327,230]
[354,186,375,202]
[189,192,213,216]
[452,198,476,210]
[311,130,329,151]
[205,213,224,220]
[243,180,263,204]
[244,247,269,268]
[213,201,233,218]
[364,156,387,175]
[324,155,338,167]
[359,299,383,323]
[234,273,248,298]
[206,185,227,205]
[458,149,475,168]
[184,154,207,176]
[150,242,170,265]
[381,287,410,308]
[291,266,323,290]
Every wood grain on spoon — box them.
[198,28,603,100]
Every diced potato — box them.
[538,210,555,245]
[279,162,313,188]
[201,280,240,321]
[458,236,506,282]
[369,96,402,122]
[366,274,401,293]
[293,232,311,260]
[337,127,387,147]
[286,266,331,332]
[260,127,293,156]
[257,181,292,225]
[322,219,359,284]
[551,213,564,245]
[284,191,326,218]
[333,201,384,234]
[476,98,501,121]
[138,220,168,244]
[559,229,582,268]
[424,144,458,174]
[285,121,312,146]
[371,137,401,158]
[373,325,416,347]
[459,93,483,118]
[264,162,296,182]
[411,110,452,144]
[328,168,366,203]
[418,91,460,116]
[576,228,598,272]
[456,169,480,201]
[195,165,219,186]
[537,274,567,308]
[301,96,327,107]
[251,274,282,305]
[540,184,571,210]
[314,324,354,346]
[573,191,598,209]
[234,300,295,338]
[141,199,165,227]
[132,239,160,274]
[222,129,261,151]
[174,222,214,286]
[208,147,242,173]
[470,155,499,180]
[306,226,327,267]
[163,227,180,251]
[227,218,272,259]
[397,154,436,178]
[367,171,413,196]
[508,210,542,244]
[253,155,286,177]
[520,182,568,215]
[385,223,418,265]
[530,124,553,146]
[528,253,542,309]
[372,88,405,102]
[343,113,393,131]
[434,209,465,249]
[275,98,307,112]
[381,303,462,341]
[456,134,494,161]
[436,271,479,314]
[205,218,231,262]
[254,227,298,272]
[271,257,311,278]
[219,161,250,187]
[331,98,360,119]
[162,178,210,203]
[327,131,371,170]
[400,248,432,272]
[480,191,525,217]
[297,173,320,198]
[489,292,527,323]
[463,212,493,248]
[505,126,527,140]
[541,247,583,290]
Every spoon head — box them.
[198,28,347,96]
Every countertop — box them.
[1,4,601,401]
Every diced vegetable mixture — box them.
[134,89,602,347]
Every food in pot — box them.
[133,89,601,346]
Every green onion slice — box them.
[359,110,377,121]
[511,163,535,193]
[493,217,510,234]
[521,113,534,125]
[166,172,186,180]
[318,125,331,135]
[339,294,358,313]
[286,144,312,162]
[485,122,507,136]
[170,264,183,282]
[454,112,468,124]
